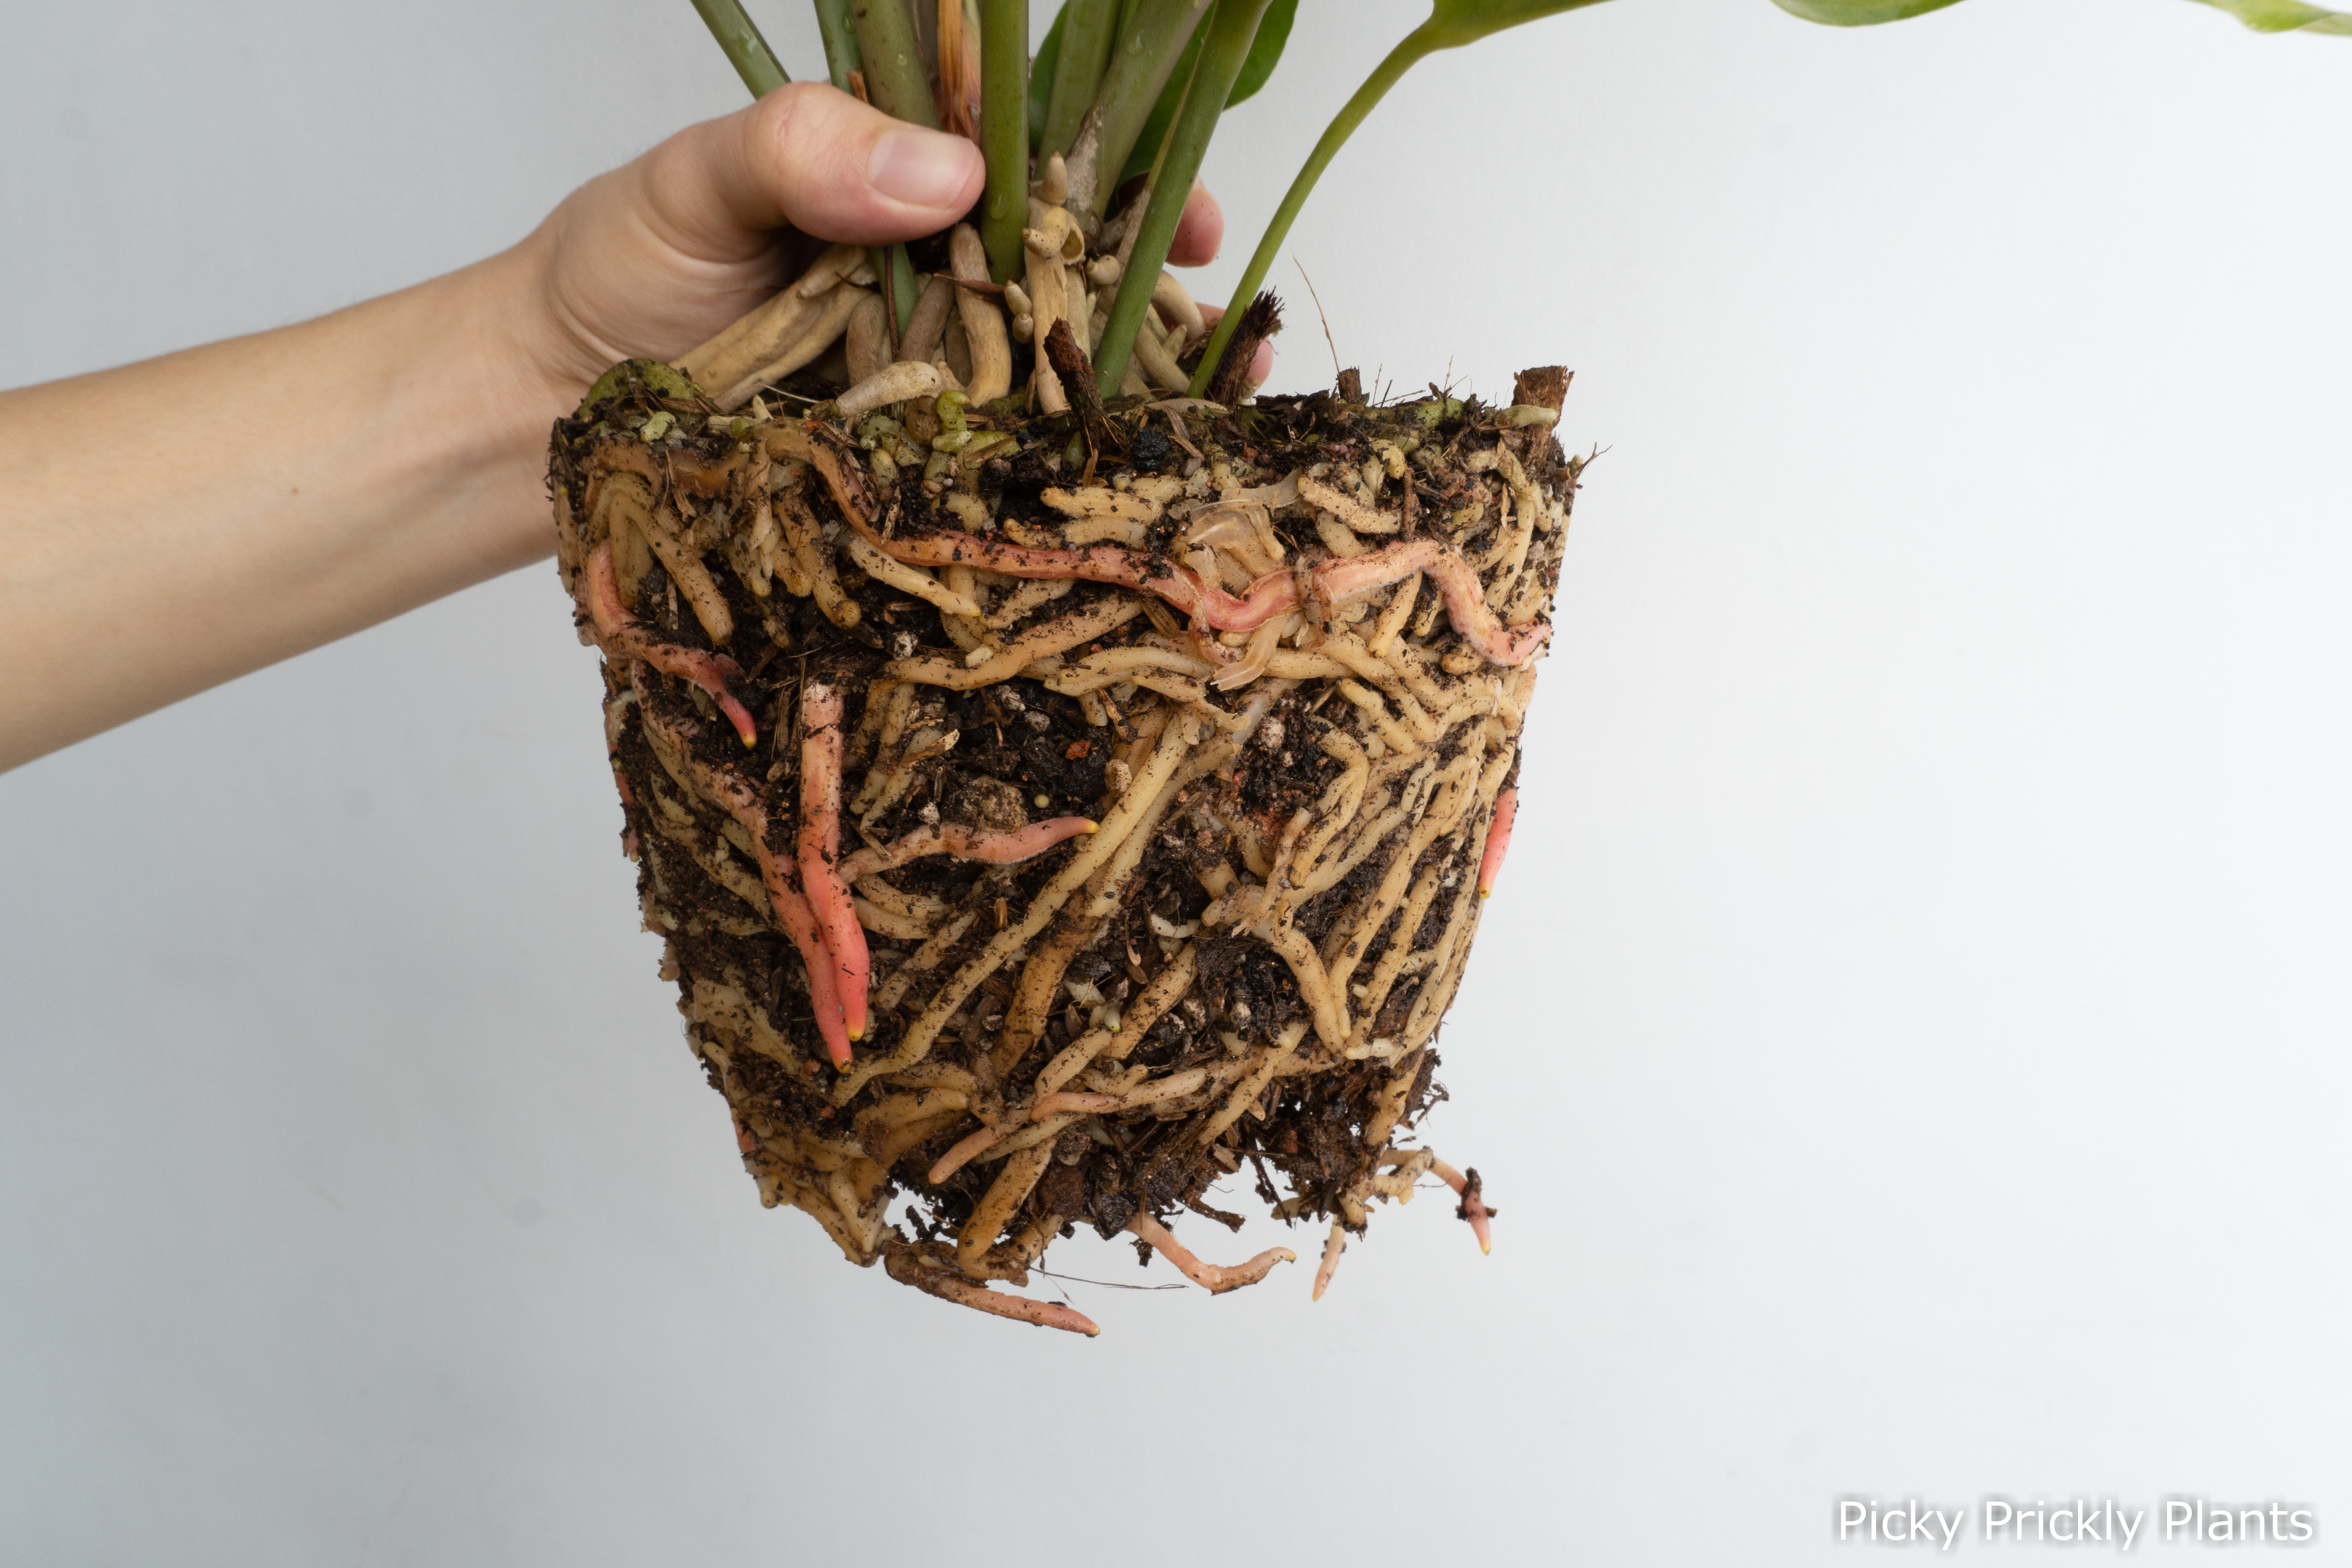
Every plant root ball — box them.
[550,356,1576,1329]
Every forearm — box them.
[0,245,565,771]
[0,85,1079,773]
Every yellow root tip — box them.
[1478,885,1492,898]
[741,734,757,748]
[1312,1285,1327,1302]
[1480,1240,1492,1255]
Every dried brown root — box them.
[885,1245,1099,1336]
[946,224,1013,403]
[1126,1212,1295,1296]
[673,246,867,409]
[584,543,758,746]
[1479,786,1519,898]
[897,274,955,366]
[1432,1158,1496,1255]
[837,361,945,421]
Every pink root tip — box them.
[719,692,759,747]
[1433,1158,1497,1255]
[1478,786,1518,897]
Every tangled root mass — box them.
[551,349,1578,1332]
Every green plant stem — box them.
[1096,0,1272,396]
[1082,0,1213,215]
[1188,32,1434,396]
[888,243,920,335]
[853,0,941,127]
[978,0,1031,283]
[1041,0,1119,157]
[815,0,864,91]
[690,0,790,95]
[1192,0,1616,393]
[853,0,939,323]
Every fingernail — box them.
[869,129,977,209]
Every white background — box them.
[4,1,2348,1562]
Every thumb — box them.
[640,83,985,260]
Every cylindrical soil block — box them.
[550,360,1576,1329]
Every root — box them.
[870,909,975,1015]
[561,355,1577,1330]
[1033,1067,1204,1121]
[885,1244,1100,1336]
[886,594,1145,690]
[1125,1212,1295,1296]
[797,683,867,1040]
[1312,1220,1348,1301]
[958,1140,1055,1273]
[584,544,757,746]
[777,490,861,631]
[1479,786,1519,897]
[1432,1159,1497,1254]
[838,817,1096,884]
[1035,941,1196,1094]
[844,533,980,618]
[838,361,945,421]
[855,521,1547,671]
[829,714,1197,1105]
[633,670,852,1065]
[635,503,737,645]
[1196,1020,1310,1149]
[946,225,1013,403]
[926,1120,1009,1184]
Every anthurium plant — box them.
[552,0,2339,1332]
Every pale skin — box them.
[0,83,1265,775]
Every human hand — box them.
[503,82,1244,402]
[0,84,1251,773]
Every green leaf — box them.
[1765,0,1963,22]
[1116,0,1296,184]
[1770,0,2351,26]
[1420,0,1619,47]
[1226,0,1298,106]
[2184,0,2352,32]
